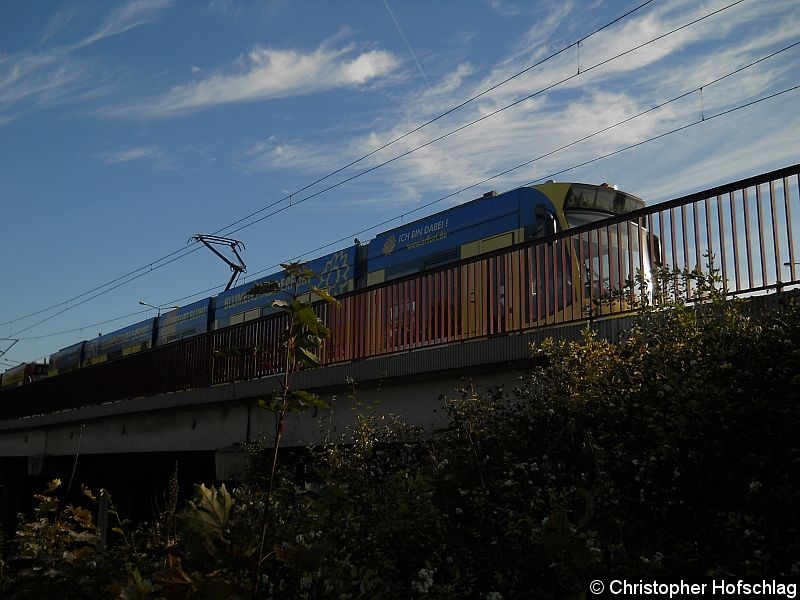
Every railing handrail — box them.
[2,162,799,419]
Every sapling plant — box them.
[241,262,340,596]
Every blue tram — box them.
[5,180,649,382]
[157,299,215,346]
[214,247,356,329]
[0,362,48,389]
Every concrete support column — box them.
[27,453,47,476]
[215,444,250,482]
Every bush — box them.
[3,285,799,598]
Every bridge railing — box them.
[643,167,800,298]
[310,163,800,366]
[2,163,798,418]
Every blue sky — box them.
[1,0,799,366]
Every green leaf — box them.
[311,286,341,307]
[70,505,95,527]
[295,346,321,367]
[295,306,321,328]
[81,485,97,502]
[153,554,196,595]
[184,484,234,539]
[290,390,329,410]
[258,395,284,413]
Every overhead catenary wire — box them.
[5,1,784,348]
[15,61,800,343]
[522,86,800,185]
[208,0,749,240]
[9,1,747,334]
[33,0,736,325]
[0,244,203,330]
[0,0,657,331]
[205,0,660,239]
[13,39,799,340]
[243,85,800,282]
[6,246,207,338]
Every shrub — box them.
[3,282,798,598]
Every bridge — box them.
[1,163,798,513]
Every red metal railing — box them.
[2,163,798,419]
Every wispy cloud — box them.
[421,62,475,102]
[484,0,557,18]
[637,93,800,201]
[0,53,107,122]
[0,0,172,127]
[126,38,401,117]
[241,0,797,210]
[40,7,79,44]
[500,0,575,65]
[207,0,241,18]
[237,136,341,175]
[102,145,175,170]
[76,0,173,48]
[485,0,521,17]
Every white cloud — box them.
[470,0,761,104]
[424,62,475,99]
[641,93,800,201]
[207,0,240,17]
[0,1,171,127]
[76,0,173,48]
[102,145,175,170]
[40,7,78,44]
[485,0,569,19]
[237,136,341,175]
[131,40,400,117]
[485,0,521,17]
[239,0,797,211]
[158,0,796,218]
[0,52,104,121]
[501,0,575,65]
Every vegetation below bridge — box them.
[2,271,799,598]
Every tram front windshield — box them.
[563,185,653,300]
